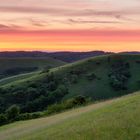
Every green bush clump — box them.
[109,60,131,91]
[70,74,78,83]
[17,112,43,121]
[6,105,20,121]
[87,73,97,81]
[0,72,69,114]
[41,66,51,73]
[0,96,88,127]
[0,105,20,126]
[46,95,87,115]
[0,114,7,126]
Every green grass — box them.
[0,91,140,140]
[0,71,40,86]
[3,54,140,100]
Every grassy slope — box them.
[2,54,140,100]
[0,57,66,85]
[55,54,140,99]
[0,57,66,72]
[0,71,39,86]
[0,91,140,140]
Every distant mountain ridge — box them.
[0,51,139,62]
[0,51,111,62]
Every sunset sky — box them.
[0,0,140,52]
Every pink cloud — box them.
[0,29,140,42]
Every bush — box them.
[69,69,84,76]
[46,104,65,114]
[17,112,42,121]
[0,114,7,126]
[41,66,51,73]
[109,61,131,91]
[87,73,97,81]
[6,105,20,120]
[17,113,31,120]
[72,96,86,105]
[71,74,78,83]
[31,112,42,119]
[46,95,87,115]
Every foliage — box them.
[46,95,87,115]
[0,96,88,126]
[6,105,20,120]
[17,112,43,121]
[0,114,7,126]
[109,60,131,91]
[41,66,52,73]
[70,74,78,83]
[87,73,97,81]
[0,72,68,114]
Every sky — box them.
[0,0,140,52]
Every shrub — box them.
[31,112,42,119]
[136,60,140,64]
[0,114,7,126]
[87,73,97,81]
[46,103,65,114]
[72,96,86,105]
[6,105,20,120]
[17,112,42,121]
[69,69,84,76]
[17,113,31,120]
[71,74,78,83]
[109,60,131,91]
[46,95,87,115]
[96,62,101,65]
[47,81,57,91]
[41,66,51,73]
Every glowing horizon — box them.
[0,0,140,52]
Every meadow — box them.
[0,91,139,140]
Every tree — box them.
[0,114,7,126]
[6,105,20,120]
[72,96,86,105]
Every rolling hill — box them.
[0,54,140,113]
[0,57,66,79]
[0,51,139,63]
[0,51,111,62]
[0,91,140,140]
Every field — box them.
[0,91,140,140]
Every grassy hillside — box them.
[0,91,140,140]
[0,54,140,113]
[0,57,66,79]
[0,71,39,86]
